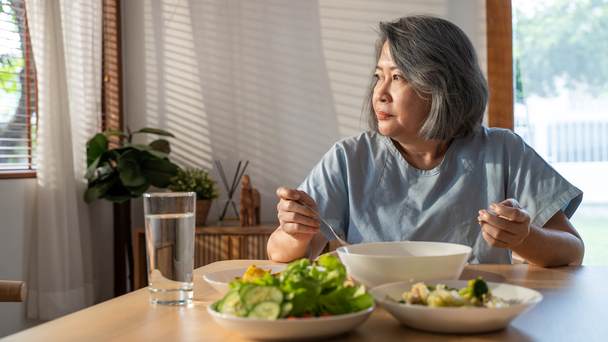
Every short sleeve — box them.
[298,144,350,245]
[503,131,583,227]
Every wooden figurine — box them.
[240,175,261,226]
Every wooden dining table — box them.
[6,260,607,341]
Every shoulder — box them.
[333,131,387,158]
[467,126,527,152]
[473,126,521,142]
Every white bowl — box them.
[203,265,286,295]
[337,241,471,287]
[207,304,374,340]
[370,280,542,333]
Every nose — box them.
[375,79,392,103]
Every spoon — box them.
[300,202,350,246]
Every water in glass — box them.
[145,212,195,305]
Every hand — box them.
[276,187,320,240]
[478,199,531,249]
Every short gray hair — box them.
[365,15,488,140]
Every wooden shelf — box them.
[132,223,277,290]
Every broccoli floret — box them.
[458,277,489,305]
[470,277,489,299]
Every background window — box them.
[0,0,36,174]
[513,0,608,265]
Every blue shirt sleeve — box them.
[502,131,583,227]
[298,143,350,242]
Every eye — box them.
[392,74,404,81]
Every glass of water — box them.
[143,192,196,305]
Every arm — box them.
[479,199,584,267]
[512,211,584,266]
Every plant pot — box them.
[196,199,212,226]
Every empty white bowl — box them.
[336,241,471,287]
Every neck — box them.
[392,136,451,170]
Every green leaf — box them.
[149,139,171,154]
[104,177,133,202]
[86,133,108,166]
[84,156,101,181]
[126,181,151,197]
[84,177,117,203]
[133,127,175,137]
[117,150,146,187]
[141,158,179,188]
[121,144,167,159]
[148,150,168,159]
[125,143,152,151]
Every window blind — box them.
[0,0,37,172]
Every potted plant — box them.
[84,127,180,203]
[83,127,180,295]
[169,168,219,226]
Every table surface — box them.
[6,261,607,342]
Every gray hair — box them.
[365,15,488,140]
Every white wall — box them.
[0,179,114,337]
[123,0,487,227]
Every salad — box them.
[398,277,514,308]
[210,254,374,319]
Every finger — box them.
[296,190,318,210]
[278,211,320,228]
[480,222,517,245]
[276,188,318,210]
[276,187,301,201]
[489,203,528,223]
[281,222,319,235]
[481,229,508,248]
[277,199,317,218]
[499,198,521,209]
[478,210,522,234]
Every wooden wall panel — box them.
[102,0,123,142]
[486,0,514,130]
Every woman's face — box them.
[372,42,431,140]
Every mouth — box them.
[376,111,393,120]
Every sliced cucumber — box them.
[248,301,281,320]
[242,286,283,308]
[219,291,241,315]
[280,302,293,318]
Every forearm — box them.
[267,227,312,262]
[512,225,584,267]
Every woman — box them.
[267,15,584,266]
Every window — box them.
[0,0,36,177]
[513,0,608,265]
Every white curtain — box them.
[25,0,102,320]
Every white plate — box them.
[370,280,542,333]
[207,305,374,340]
[203,265,286,295]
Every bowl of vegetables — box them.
[369,277,542,333]
[207,255,375,340]
[337,241,471,287]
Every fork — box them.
[300,202,350,246]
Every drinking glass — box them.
[143,192,196,305]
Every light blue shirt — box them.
[299,127,583,263]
